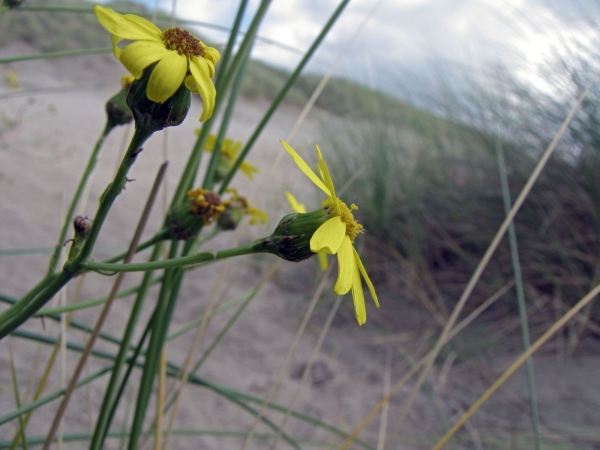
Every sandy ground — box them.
[1,42,600,449]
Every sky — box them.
[133,0,600,102]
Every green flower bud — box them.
[105,87,133,131]
[217,203,245,231]
[127,63,191,133]
[253,207,330,262]
[68,215,92,261]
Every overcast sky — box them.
[136,0,600,100]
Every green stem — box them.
[219,0,352,194]
[0,271,70,340]
[85,240,259,273]
[7,340,28,450]
[35,276,163,316]
[496,139,541,450]
[0,294,131,349]
[0,127,153,340]
[0,48,112,64]
[73,127,154,263]
[90,243,163,450]
[100,230,168,265]
[47,125,110,275]
[127,242,179,450]
[202,3,253,191]
[0,364,114,427]
[105,310,156,445]
[0,273,58,326]
[171,0,271,206]
[5,327,373,450]
[13,5,232,34]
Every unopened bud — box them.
[73,215,92,238]
[68,215,92,261]
[253,207,330,262]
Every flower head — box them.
[202,132,259,181]
[218,188,267,230]
[285,190,328,272]
[94,5,220,122]
[281,141,379,325]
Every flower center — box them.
[188,188,226,224]
[338,199,363,243]
[162,28,205,58]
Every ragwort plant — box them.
[0,1,383,449]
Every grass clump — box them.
[321,81,600,330]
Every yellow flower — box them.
[281,141,379,325]
[226,188,267,225]
[204,133,259,180]
[94,5,220,122]
[285,190,328,272]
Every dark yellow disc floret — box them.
[162,28,205,58]
[187,188,227,224]
[338,199,363,243]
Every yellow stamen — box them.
[187,188,227,224]
[338,199,363,242]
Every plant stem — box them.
[202,5,254,191]
[0,48,112,64]
[171,0,270,207]
[85,240,259,273]
[89,243,164,450]
[0,273,59,327]
[496,139,541,450]
[127,242,178,450]
[0,127,153,341]
[100,230,168,264]
[47,125,110,275]
[219,0,352,194]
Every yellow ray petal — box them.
[280,141,330,197]
[285,191,306,214]
[119,41,168,78]
[111,34,123,59]
[315,144,340,215]
[94,6,161,41]
[204,134,217,151]
[189,57,216,122]
[240,162,260,179]
[334,235,354,295]
[351,260,367,325]
[311,217,345,254]
[230,141,242,157]
[122,13,162,39]
[204,46,221,66]
[353,247,379,307]
[146,50,188,103]
[317,251,328,271]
